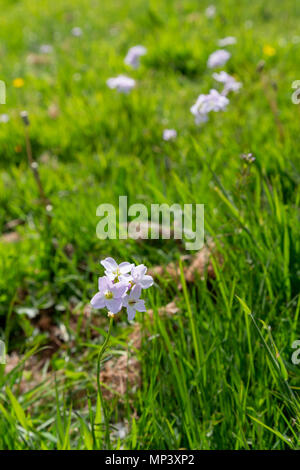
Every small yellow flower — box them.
[263,45,276,57]
[13,78,25,88]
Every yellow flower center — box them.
[104,291,113,299]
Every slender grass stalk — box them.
[20,111,52,226]
[96,316,114,449]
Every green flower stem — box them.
[96,315,114,449]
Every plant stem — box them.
[96,316,113,449]
[21,112,52,226]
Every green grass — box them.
[0,0,300,450]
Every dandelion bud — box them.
[256,60,265,73]
[20,110,30,126]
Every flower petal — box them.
[106,298,123,314]
[122,294,129,307]
[112,281,129,298]
[127,306,136,321]
[130,284,142,300]
[119,262,134,274]
[139,275,153,289]
[100,257,118,271]
[98,276,110,292]
[90,292,105,309]
[132,264,147,279]
[119,273,133,283]
[135,299,146,312]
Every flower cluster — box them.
[190,89,229,124]
[163,129,177,141]
[218,36,236,47]
[90,257,153,321]
[207,49,231,69]
[241,152,256,163]
[205,5,216,18]
[71,27,83,37]
[212,71,242,95]
[124,45,147,69]
[106,75,136,94]
[107,45,146,94]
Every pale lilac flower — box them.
[163,129,177,141]
[91,258,153,319]
[190,89,229,124]
[131,264,153,289]
[205,5,216,18]
[91,276,128,314]
[124,45,147,69]
[71,27,83,37]
[190,96,209,125]
[212,71,242,95]
[218,37,236,47]
[40,44,53,54]
[0,114,9,123]
[123,284,146,321]
[106,75,136,94]
[101,257,134,282]
[207,49,231,68]
[241,153,255,163]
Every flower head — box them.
[123,284,146,321]
[0,114,9,123]
[40,44,53,54]
[71,27,83,37]
[124,45,147,69]
[106,75,136,94]
[100,257,134,282]
[263,45,276,57]
[205,5,216,18]
[131,264,154,289]
[218,36,236,47]
[13,78,24,88]
[241,153,256,163]
[190,89,229,124]
[163,129,177,141]
[91,258,153,320]
[91,276,128,314]
[212,71,242,95]
[207,49,231,69]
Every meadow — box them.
[0,0,300,450]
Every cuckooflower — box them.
[218,37,236,47]
[40,44,53,54]
[106,75,136,94]
[91,276,128,314]
[101,257,134,282]
[212,71,242,95]
[0,114,9,123]
[163,129,177,141]
[207,49,231,68]
[205,5,216,18]
[131,264,154,289]
[190,89,229,124]
[124,45,147,69]
[71,27,83,37]
[123,284,146,321]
